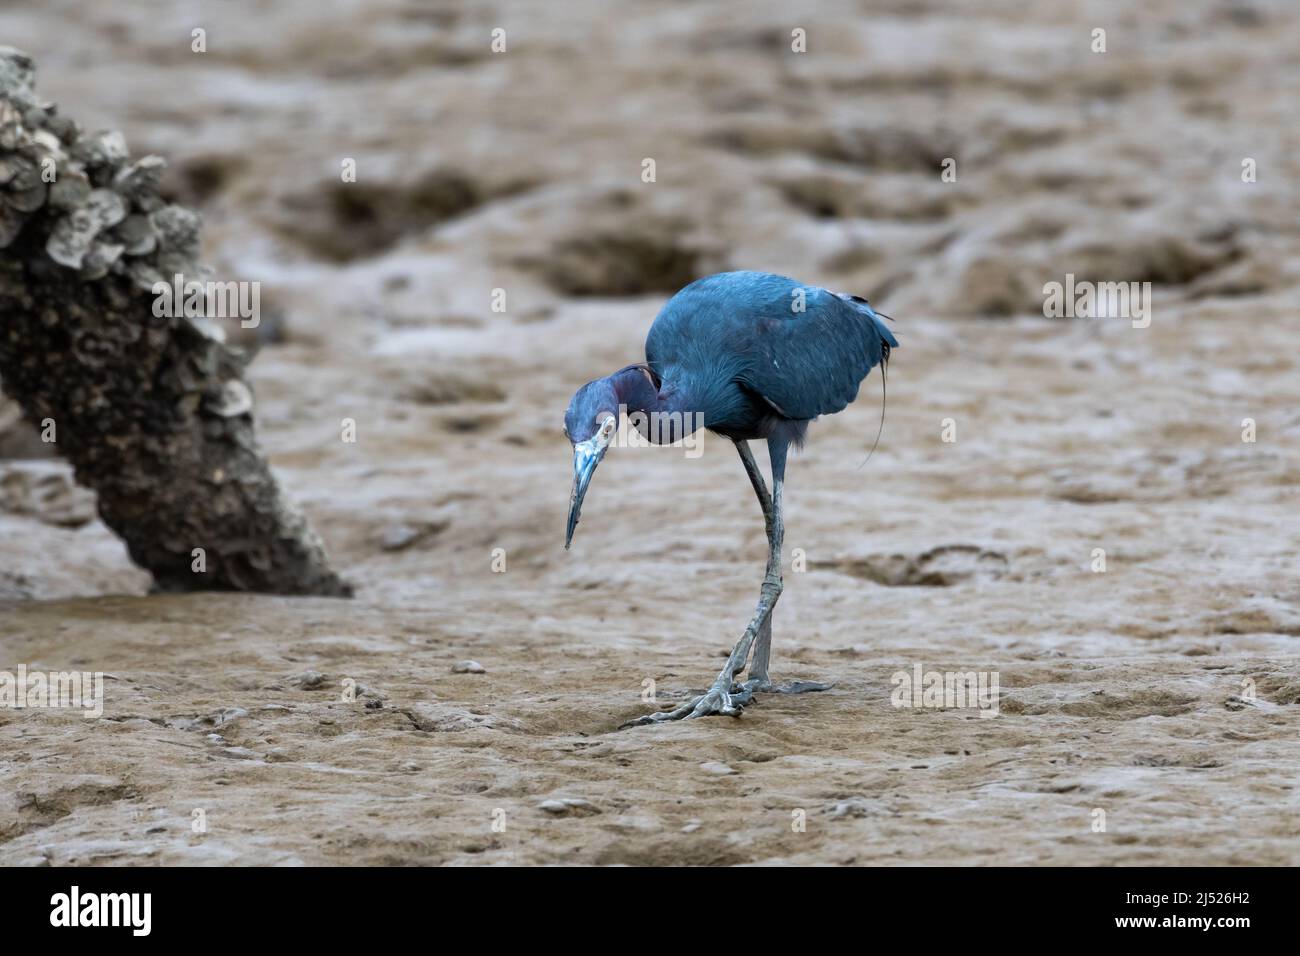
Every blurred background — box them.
[1,0,1298,865]
[2,0,1296,604]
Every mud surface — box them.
[2,0,1299,865]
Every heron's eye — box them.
[598,415,616,438]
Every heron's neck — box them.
[610,366,701,443]
[611,365,675,417]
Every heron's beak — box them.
[565,426,613,549]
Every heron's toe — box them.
[621,682,747,728]
[692,681,749,717]
[772,680,833,694]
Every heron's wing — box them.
[736,284,897,421]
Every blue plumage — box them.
[563,270,899,723]
[645,271,895,441]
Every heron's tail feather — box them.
[841,293,899,360]
[857,304,896,468]
[865,308,899,356]
[859,344,889,468]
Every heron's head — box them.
[563,378,619,550]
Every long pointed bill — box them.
[565,439,607,550]
[565,415,618,549]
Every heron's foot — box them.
[733,677,833,696]
[622,677,745,727]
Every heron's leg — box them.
[624,440,787,726]
[732,439,830,699]
[749,617,773,686]
[735,440,775,686]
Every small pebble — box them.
[539,798,600,816]
[700,761,736,776]
[452,660,486,674]
[379,524,421,551]
[829,798,873,819]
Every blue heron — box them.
[563,271,897,725]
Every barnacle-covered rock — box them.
[6,180,47,212]
[113,155,165,203]
[183,314,229,343]
[125,258,166,290]
[206,379,254,417]
[0,46,36,106]
[0,202,23,246]
[0,154,22,186]
[0,48,197,284]
[43,108,77,144]
[0,45,350,597]
[80,239,125,280]
[112,213,157,256]
[150,203,201,250]
[2,153,38,190]
[46,188,126,268]
[47,165,90,209]
[70,128,127,169]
